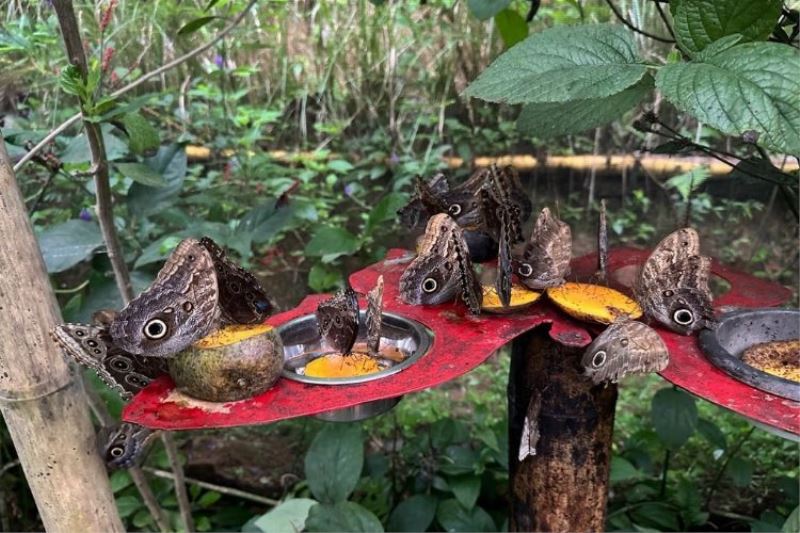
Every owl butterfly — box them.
[399,214,482,314]
[199,237,273,325]
[99,423,159,469]
[518,394,541,461]
[109,238,220,357]
[366,276,384,357]
[582,320,669,384]
[635,228,714,335]
[397,169,488,230]
[478,164,532,244]
[51,323,168,400]
[512,207,572,290]
[316,282,359,355]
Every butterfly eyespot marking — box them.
[110,447,124,458]
[591,350,607,368]
[143,319,168,339]
[620,339,629,347]
[109,356,132,371]
[334,316,343,326]
[188,254,196,261]
[673,309,694,326]
[163,307,174,314]
[663,289,674,297]
[448,204,462,216]
[75,330,86,337]
[86,339,98,348]
[518,263,533,277]
[422,278,438,293]
[182,301,193,313]
[229,281,242,294]
[93,349,102,355]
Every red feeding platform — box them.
[123,248,798,436]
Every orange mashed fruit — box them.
[547,282,642,324]
[304,352,381,378]
[481,284,541,312]
[194,323,274,348]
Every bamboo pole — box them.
[0,138,124,532]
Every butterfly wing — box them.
[514,207,572,289]
[316,282,359,355]
[366,276,384,356]
[518,394,542,461]
[110,239,219,357]
[636,228,714,334]
[99,423,158,469]
[581,320,669,384]
[52,324,167,400]
[495,207,513,308]
[200,237,273,325]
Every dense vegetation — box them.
[1,0,797,531]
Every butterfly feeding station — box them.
[123,247,796,532]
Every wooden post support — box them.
[0,139,124,532]
[508,327,617,532]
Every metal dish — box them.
[699,308,800,402]
[278,311,433,421]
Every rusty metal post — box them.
[508,327,618,532]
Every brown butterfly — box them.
[398,170,487,230]
[199,237,273,325]
[518,394,542,461]
[581,320,669,384]
[51,323,168,400]
[109,238,219,357]
[99,422,159,469]
[635,228,714,335]
[399,214,482,314]
[512,207,572,290]
[316,281,359,355]
[366,276,384,356]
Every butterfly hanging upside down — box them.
[315,276,385,359]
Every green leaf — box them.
[61,124,129,163]
[109,470,133,493]
[439,445,479,476]
[665,166,711,202]
[725,457,755,487]
[197,491,221,508]
[467,0,511,21]
[464,24,647,104]
[728,157,798,187]
[783,506,800,533]
[304,226,360,262]
[127,144,187,217]
[308,264,341,293]
[448,475,481,510]
[237,200,296,245]
[253,498,317,533]
[37,219,104,273]
[671,0,783,54]
[697,418,727,450]
[655,43,800,155]
[121,112,160,155]
[365,192,408,233]
[650,387,698,450]
[177,16,219,36]
[494,8,528,48]
[518,75,653,138]
[304,424,363,504]
[115,495,142,519]
[610,456,640,482]
[305,502,383,533]
[204,0,222,11]
[114,162,166,187]
[327,159,354,173]
[630,502,681,531]
[436,499,495,532]
[386,495,438,532]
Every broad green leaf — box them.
[783,506,800,533]
[61,124,129,163]
[650,387,697,450]
[609,456,640,482]
[365,192,407,233]
[465,24,647,104]
[237,200,296,245]
[127,144,187,217]
[436,499,495,532]
[327,159,354,173]
[114,162,166,187]
[665,166,711,202]
[304,226,360,262]
[386,494,438,532]
[467,0,511,21]
[305,502,383,533]
[630,502,681,531]
[109,471,133,493]
[439,445,479,476]
[448,475,481,510]
[177,16,219,36]
[494,8,528,48]
[308,264,341,293]
[253,498,317,533]
[115,495,142,519]
[37,219,103,273]
[725,457,755,487]
[656,43,800,155]
[518,75,653,137]
[121,112,160,155]
[671,0,783,54]
[304,424,363,504]
[697,418,727,450]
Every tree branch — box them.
[162,434,195,532]
[14,0,260,173]
[143,467,280,506]
[604,0,675,43]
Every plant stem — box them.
[161,433,195,532]
[704,426,756,509]
[659,449,671,497]
[604,0,675,43]
[142,467,280,506]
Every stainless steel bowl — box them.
[278,311,433,421]
[699,308,799,402]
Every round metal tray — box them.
[699,308,799,402]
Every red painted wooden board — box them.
[123,247,798,435]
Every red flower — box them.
[99,0,117,32]
[101,47,115,72]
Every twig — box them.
[28,169,58,214]
[142,467,280,506]
[704,426,756,509]
[161,434,195,532]
[604,0,675,43]
[653,0,677,42]
[14,0,260,173]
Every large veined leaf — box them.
[650,387,697,450]
[464,24,647,105]
[467,0,511,21]
[671,0,783,54]
[518,75,653,137]
[304,424,363,504]
[127,144,187,216]
[37,219,103,273]
[495,8,529,48]
[304,502,383,533]
[656,42,800,155]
